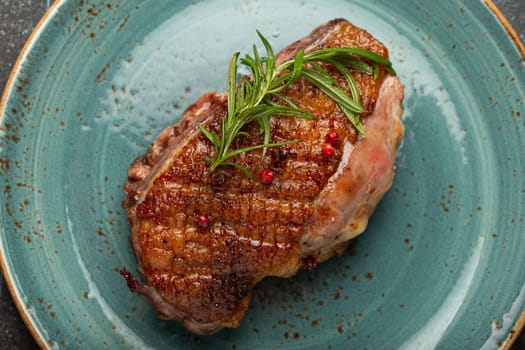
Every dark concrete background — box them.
[0,0,524,349]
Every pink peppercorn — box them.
[259,169,275,185]
[325,131,339,146]
[194,214,210,228]
[322,142,335,157]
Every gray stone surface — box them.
[494,0,525,43]
[0,1,524,349]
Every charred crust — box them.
[119,268,140,292]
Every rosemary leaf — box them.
[301,66,365,113]
[199,30,396,175]
[326,58,360,105]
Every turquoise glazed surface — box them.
[1,0,524,349]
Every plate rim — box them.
[0,1,63,348]
[0,0,524,349]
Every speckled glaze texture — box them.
[0,0,524,349]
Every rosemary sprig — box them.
[198,31,396,176]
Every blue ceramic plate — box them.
[1,1,524,349]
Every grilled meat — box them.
[122,18,404,334]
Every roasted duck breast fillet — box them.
[122,18,404,335]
